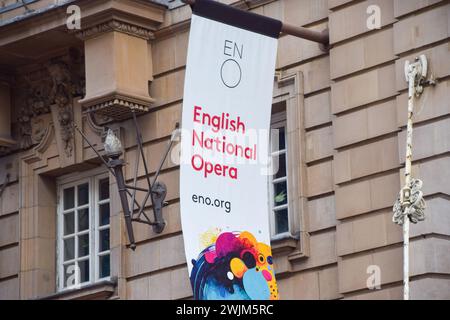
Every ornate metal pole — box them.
[103,129,137,250]
[393,55,428,300]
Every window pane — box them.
[77,183,89,206]
[64,237,75,261]
[273,181,288,206]
[278,127,286,151]
[63,187,74,210]
[99,178,109,201]
[99,254,110,278]
[78,208,89,231]
[78,234,90,257]
[64,211,75,235]
[99,203,110,226]
[99,229,110,252]
[63,263,77,288]
[274,153,287,180]
[275,209,289,234]
[78,259,90,283]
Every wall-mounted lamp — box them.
[74,112,179,250]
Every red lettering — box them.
[214,164,223,176]
[190,154,238,180]
[229,167,238,179]
[191,154,203,172]
[192,105,246,133]
[192,129,203,147]
[205,162,213,178]
[193,106,202,123]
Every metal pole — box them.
[110,156,137,251]
[402,74,416,300]
[280,23,329,46]
[393,55,429,300]
[181,0,329,46]
[403,217,410,299]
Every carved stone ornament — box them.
[17,107,33,149]
[76,20,154,41]
[31,117,48,144]
[393,178,426,225]
[15,49,85,154]
[47,61,75,157]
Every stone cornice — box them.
[80,91,155,121]
[153,19,190,40]
[0,0,165,47]
[76,19,155,41]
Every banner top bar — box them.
[181,0,329,47]
[191,0,282,39]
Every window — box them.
[57,172,111,291]
[269,71,309,258]
[269,108,290,236]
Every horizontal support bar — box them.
[181,0,329,46]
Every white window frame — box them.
[269,111,290,238]
[94,175,111,283]
[56,169,111,292]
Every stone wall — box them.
[0,0,449,300]
[0,154,20,299]
[329,0,450,299]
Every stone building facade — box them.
[0,0,449,300]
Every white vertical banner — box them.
[180,0,282,300]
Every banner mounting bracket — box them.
[181,0,330,51]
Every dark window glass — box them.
[278,127,286,151]
[64,237,75,261]
[99,254,110,278]
[99,203,110,226]
[99,229,110,252]
[77,183,89,206]
[274,153,287,180]
[78,260,90,283]
[78,234,90,257]
[78,208,89,231]
[63,187,74,210]
[64,211,74,235]
[99,178,109,201]
[275,209,289,234]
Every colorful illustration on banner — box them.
[190,229,279,300]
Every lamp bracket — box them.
[149,181,167,234]
[73,114,180,250]
[404,55,435,98]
